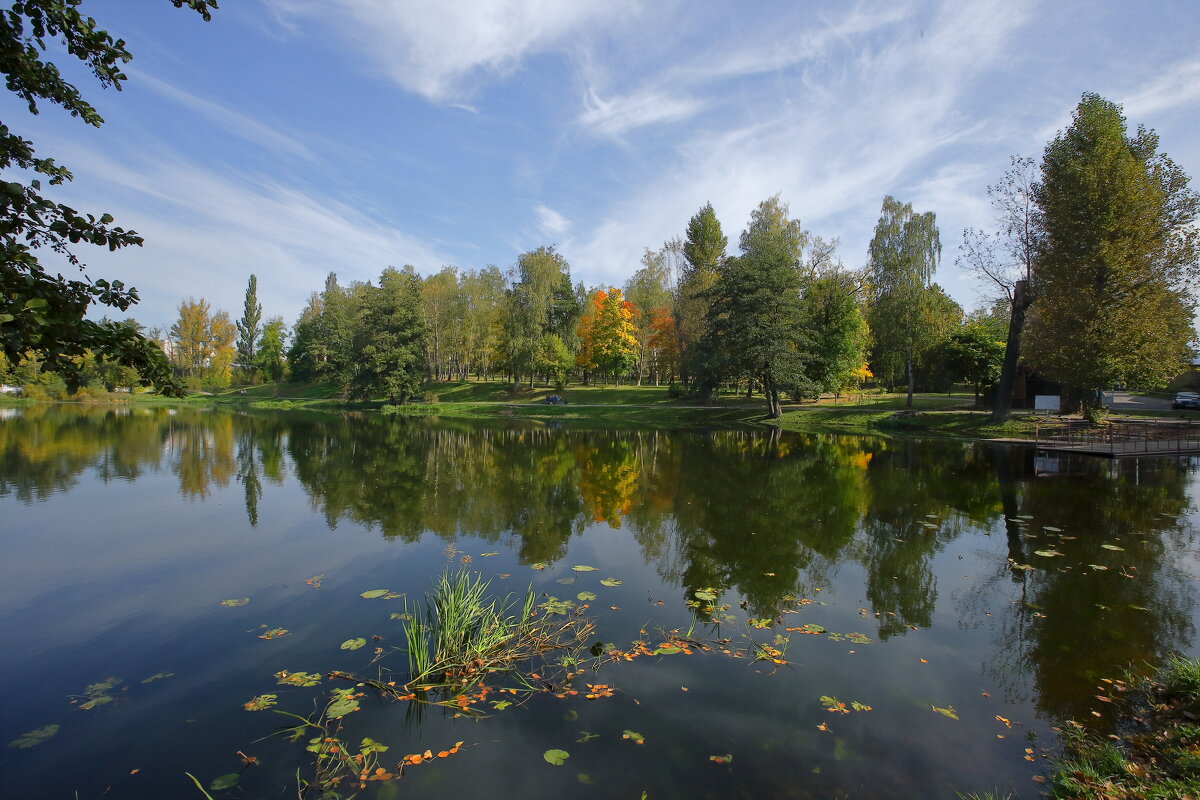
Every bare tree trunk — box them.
[906,358,914,408]
[993,279,1031,419]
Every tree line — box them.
[5,83,1197,417]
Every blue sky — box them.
[4,0,1198,330]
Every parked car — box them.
[1172,392,1200,410]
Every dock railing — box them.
[1034,418,1200,455]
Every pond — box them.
[1,406,1198,799]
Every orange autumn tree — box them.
[575,288,638,383]
[647,306,679,384]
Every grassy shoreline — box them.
[6,380,1198,440]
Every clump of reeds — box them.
[401,569,590,692]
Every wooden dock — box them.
[1030,419,1200,458]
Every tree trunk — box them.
[993,279,1031,419]
[905,358,914,409]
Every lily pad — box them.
[694,589,718,601]
[243,694,277,711]
[571,565,598,572]
[577,591,597,601]
[530,562,548,570]
[7,724,58,749]
[327,692,360,718]
[275,670,322,687]
[340,638,367,651]
[931,705,959,720]
[543,748,570,765]
[220,598,249,607]
[1101,544,1125,551]
[258,628,288,640]
[622,730,645,745]
[599,578,622,587]
[360,589,389,599]
[210,773,240,790]
[1034,549,1064,557]
[556,577,576,585]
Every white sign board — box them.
[1034,395,1060,413]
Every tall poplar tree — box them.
[678,203,727,384]
[866,196,943,407]
[1024,93,1199,412]
[236,274,262,375]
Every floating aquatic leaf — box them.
[1017,514,1034,520]
[1101,544,1125,551]
[7,725,58,749]
[577,773,594,784]
[748,618,772,629]
[921,522,939,529]
[802,623,827,634]
[305,574,324,587]
[243,694,277,711]
[1010,563,1035,571]
[622,730,645,745]
[481,552,500,557]
[1128,605,1150,611]
[577,591,597,601]
[577,730,600,742]
[539,596,575,615]
[79,695,113,710]
[1043,526,1062,532]
[563,710,579,721]
[220,598,249,607]
[531,562,548,570]
[360,589,389,599]
[340,638,367,651]
[654,646,681,655]
[847,633,873,644]
[851,701,873,712]
[492,700,512,710]
[1034,550,1064,558]
[1089,564,1109,571]
[694,589,718,601]
[556,577,576,584]
[931,705,959,720]
[390,612,412,621]
[141,672,174,684]
[385,592,404,599]
[210,773,239,790]
[599,578,622,587]
[571,565,597,572]
[258,628,288,640]
[543,749,570,765]
[275,670,322,687]
[709,753,733,764]
[327,689,360,718]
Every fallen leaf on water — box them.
[572,565,598,572]
[531,562,548,570]
[1101,544,1125,551]
[920,658,928,663]
[816,722,830,732]
[995,715,1012,727]
[600,577,622,586]
[709,753,734,764]
[220,598,249,607]
[622,730,645,745]
[931,705,959,720]
[360,589,389,599]
[480,552,499,557]
[243,694,277,711]
[258,628,288,640]
[1034,550,1064,558]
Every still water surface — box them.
[2,406,1198,799]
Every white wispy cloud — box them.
[578,87,705,138]
[266,0,636,102]
[1121,57,1200,120]
[38,136,450,326]
[534,204,571,237]
[131,70,317,162]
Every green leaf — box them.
[1034,549,1064,557]
[480,552,500,557]
[599,577,622,587]
[801,623,827,634]
[543,748,570,765]
[340,638,367,651]
[220,598,249,607]
[141,671,174,683]
[694,589,718,601]
[653,646,681,655]
[571,565,597,572]
[530,562,548,570]
[327,696,360,718]
[360,589,389,598]
[577,591,597,601]
[210,773,239,790]
[621,730,645,745]
[7,725,59,749]
[1101,544,1125,551]
[492,699,512,710]
[243,694,277,711]
[360,737,388,754]
[931,705,959,720]
[276,671,322,687]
